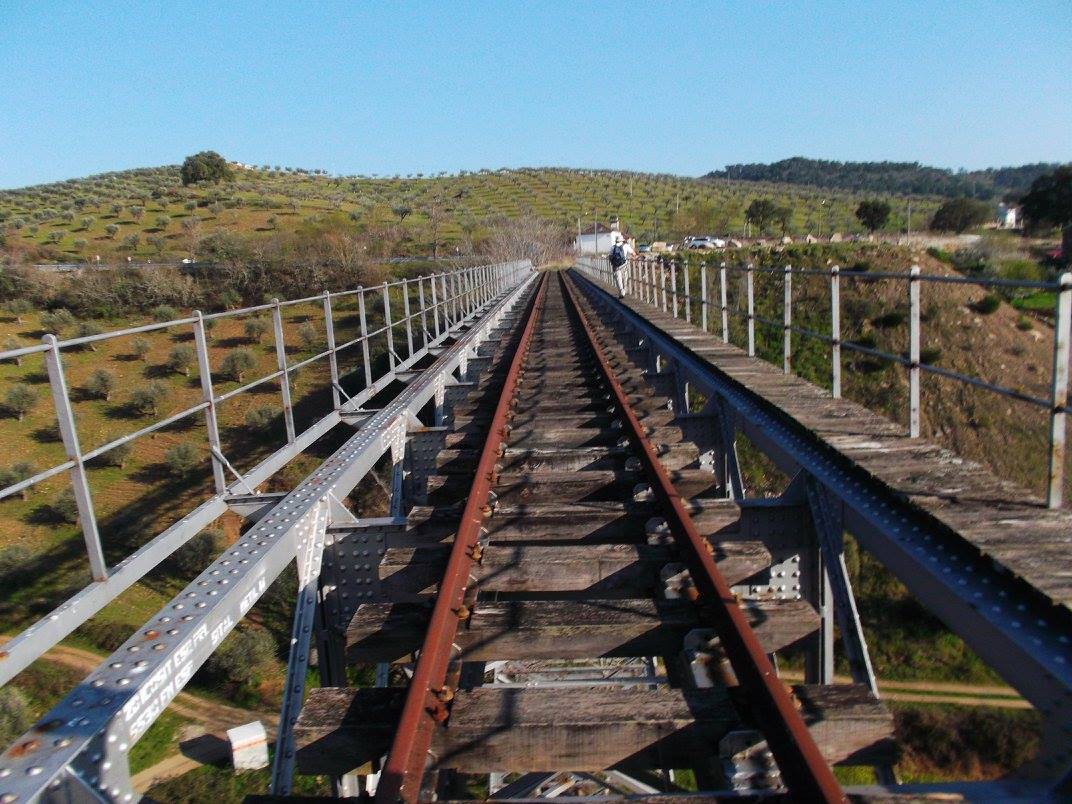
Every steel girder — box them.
[571,268,1072,789]
[0,271,537,803]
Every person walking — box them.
[608,233,633,299]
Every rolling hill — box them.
[0,163,944,264]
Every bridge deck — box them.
[609,282,1072,612]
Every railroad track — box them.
[284,270,895,802]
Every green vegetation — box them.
[164,443,200,478]
[181,150,234,186]
[930,197,993,233]
[221,348,256,381]
[706,156,1061,200]
[3,383,36,420]
[129,381,167,415]
[1019,165,1072,233]
[855,199,891,232]
[0,161,946,266]
[973,293,1002,314]
[0,687,32,747]
[84,368,116,400]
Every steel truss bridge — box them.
[1,257,1071,803]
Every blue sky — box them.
[1,2,1069,189]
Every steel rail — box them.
[375,272,549,803]
[559,272,845,803]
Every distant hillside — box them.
[704,157,1062,200]
[0,163,942,264]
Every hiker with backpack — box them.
[608,233,633,299]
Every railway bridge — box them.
[1,258,1071,802]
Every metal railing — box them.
[579,254,1072,508]
[0,260,531,683]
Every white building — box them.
[575,223,633,254]
[997,203,1020,229]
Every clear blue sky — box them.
[1,1,1070,189]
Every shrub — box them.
[92,441,131,468]
[1017,315,1034,331]
[244,405,278,433]
[52,488,80,524]
[220,289,241,310]
[41,308,75,333]
[129,381,167,416]
[3,299,32,323]
[926,246,954,264]
[3,335,21,365]
[131,336,152,360]
[0,545,32,581]
[931,197,992,233]
[73,238,87,251]
[920,346,942,365]
[852,333,878,350]
[154,215,170,229]
[180,151,233,186]
[0,463,34,500]
[974,294,1001,315]
[0,687,33,748]
[151,305,178,322]
[221,348,256,382]
[164,443,199,478]
[3,384,36,421]
[168,529,222,576]
[243,317,268,343]
[46,230,65,244]
[105,223,119,239]
[121,233,140,250]
[202,628,275,685]
[74,320,103,349]
[166,344,195,376]
[297,321,318,350]
[80,216,94,230]
[84,369,116,400]
[850,260,871,273]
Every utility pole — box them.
[907,200,913,236]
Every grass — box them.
[145,755,330,803]
[130,710,188,774]
[0,164,944,263]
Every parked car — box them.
[687,236,726,250]
[636,243,651,253]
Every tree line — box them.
[707,157,1063,201]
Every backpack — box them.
[609,243,627,268]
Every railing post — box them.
[358,287,373,389]
[700,261,708,331]
[830,266,841,399]
[322,292,341,410]
[430,273,441,337]
[417,276,429,348]
[43,335,108,581]
[719,261,729,343]
[783,264,792,374]
[683,259,692,323]
[402,279,414,359]
[671,260,679,318]
[746,262,755,357]
[909,266,921,438]
[272,298,297,443]
[382,281,396,370]
[660,259,668,312]
[647,258,654,305]
[194,312,227,493]
[1048,272,1072,508]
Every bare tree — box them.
[483,215,571,266]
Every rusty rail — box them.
[376,272,549,803]
[559,272,845,803]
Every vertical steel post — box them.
[830,266,841,399]
[358,287,373,389]
[671,260,679,318]
[908,266,921,438]
[417,276,429,348]
[1048,272,1072,508]
[700,262,708,331]
[402,279,414,359]
[194,312,227,493]
[719,262,729,344]
[323,293,341,410]
[683,259,691,323]
[272,299,297,443]
[430,273,441,338]
[660,259,668,312]
[783,265,792,374]
[382,282,396,370]
[746,262,755,358]
[43,335,108,581]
